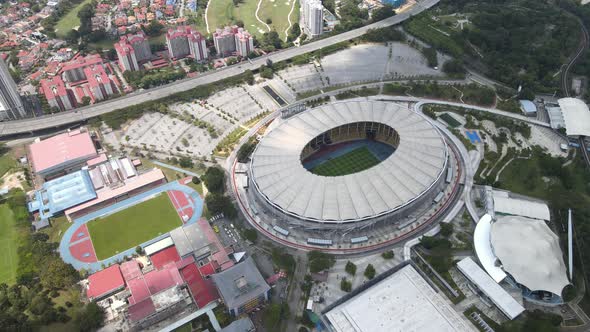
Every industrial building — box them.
[323,263,474,332]
[247,100,449,239]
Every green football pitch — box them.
[0,205,18,284]
[311,147,381,176]
[87,193,181,260]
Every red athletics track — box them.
[167,190,194,223]
[70,224,90,243]
[70,238,97,263]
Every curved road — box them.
[0,0,439,138]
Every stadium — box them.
[242,100,458,246]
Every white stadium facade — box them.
[243,100,460,245]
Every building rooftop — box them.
[519,100,536,114]
[491,216,569,296]
[29,129,97,175]
[87,265,125,300]
[324,264,474,332]
[170,222,212,258]
[558,98,590,137]
[28,169,97,219]
[457,257,525,320]
[211,257,270,309]
[474,214,507,283]
[493,192,550,220]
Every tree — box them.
[203,167,226,194]
[135,246,143,255]
[266,18,272,24]
[308,251,335,273]
[371,5,395,22]
[40,258,79,290]
[235,20,245,28]
[65,29,79,44]
[244,69,254,85]
[80,96,91,106]
[192,176,201,184]
[364,264,376,279]
[243,229,258,242]
[74,302,104,331]
[205,193,237,219]
[422,47,438,68]
[440,223,454,237]
[179,156,194,168]
[260,66,274,79]
[340,278,352,292]
[345,261,356,275]
[442,59,466,77]
[381,250,394,259]
[143,19,164,36]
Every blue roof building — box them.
[519,100,537,116]
[28,169,97,219]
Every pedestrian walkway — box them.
[152,160,201,178]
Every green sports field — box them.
[87,194,181,260]
[311,147,381,177]
[0,205,18,284]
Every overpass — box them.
[0,0,439,138]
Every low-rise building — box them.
[211,257,270,316]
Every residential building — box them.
[166,26,208,61]
[85,65,115,101]
[115,31,152,71]
[213,26,238,56]
[39,75,74,112]
[211,257,270,316]
[234,28,254,57]
[303,0,323,37]
[0,57,27,120]
[61,54,104,83]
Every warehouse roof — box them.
[250,100,447,222]
[324,264,474,332]
[558,98,590,137]
[29,129,97,174]
[457,257,525,320]
[491,216,569,296]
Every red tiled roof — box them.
[128,298,156,322]
[181,263,219,308]
[150,246,180,270]
[121,260,143,281]
[87,265,125,300]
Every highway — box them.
[0,0,439,138]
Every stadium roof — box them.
[324,264,474,332]
[211,257,270,309]
[558,98,590,137]
[493,195,550,220]
[29,169,97,219]
[87,265,125,300]
[29,129,97,174]
[474,214,507,283]
[250,100,447,222]
[457,258,525,320]
[491,216,569,295]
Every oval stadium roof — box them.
[249,100,447,222]
[474,214,507,283]
[558,98,590,137]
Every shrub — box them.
[345,261,356,275]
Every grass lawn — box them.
[0,205,18,284]
[0,154,17,178]
[87,194,181,260]
[258,0,298,39]
[42,215,71,243]
[311,147,380,177]
[207,0,298,39]
[173,322,193,332]
[55,0,93,38]
[207,0,236,34]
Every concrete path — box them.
[151,160,201,178]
